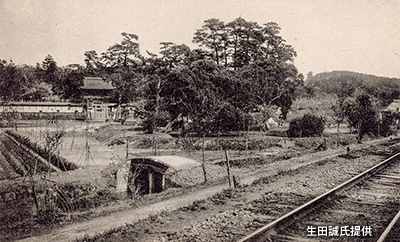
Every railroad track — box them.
[239,152,400,241]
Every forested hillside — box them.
[287,70,400,140]
[306,71,400,106]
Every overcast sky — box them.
[1,0,399,78]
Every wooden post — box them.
[126,131,129,159]
[202,135,207,184]
[224,149,231,188]
[188,136,191,157]
[152,137,155,155]
[154,138,157,156]
[217,130,220,151]
[161,174,165,191]
[246,121,250,160]
[148,170,153,194]
[233,175,238,188]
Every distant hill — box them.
[306,71,400,106]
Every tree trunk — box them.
[246,122,249,160]
[126,133,129,159]
[357,122,363,143]
[202,135,207,184]
[336,122,340,147]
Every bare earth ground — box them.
[79,138,400,242]
[17,121,292,166]
[17,135,396,242]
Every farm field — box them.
[0,119,392,241]
[16,131,400,241]
[12,119,354,166]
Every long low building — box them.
[0,102,83,113]
[0,101,137,122]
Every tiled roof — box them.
[3,102,81,106]
[81,77,115,90]
[383,99,400,112]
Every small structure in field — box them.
[128,156,200,195]
[382,99,400,125]
[383,99,400,113]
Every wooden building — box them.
[80,77,116,121]
[0,102,82,113]
[382,99,400,126]
[383,99,400,114]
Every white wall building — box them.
[0,102,83,113]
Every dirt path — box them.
[17,136,394,242]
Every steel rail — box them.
[238,151,400,242]
[377,209,400,242]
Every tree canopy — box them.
[0,17,304,135]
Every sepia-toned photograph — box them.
[0,0,400,241]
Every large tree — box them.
[160,60,244,135]
[0,60,24,102]
[35,55,64,96]
[61,71,84,101]
[343,94,378,142]
[191,18,302,120]
[84,50,101,74]
[193,18,228,67]
[101,32,141,69]
[226,17,261,69]
[159,42,191,69]
[193,18,297,70]
[239,60,303,119]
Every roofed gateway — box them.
[80,77,116,121]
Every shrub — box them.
[379,113,395,137]
[287,114,325,137]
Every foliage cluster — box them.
[301,71,399,142]
[4,18,397,141]
[339,94,394,141]
[287,114,325,137]
[0,17,304,136]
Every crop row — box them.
[2,136,54,175]
[0,149,22,180]
[5,130,78,171]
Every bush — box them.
[287,114,325,137]
[379,113,395,137]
